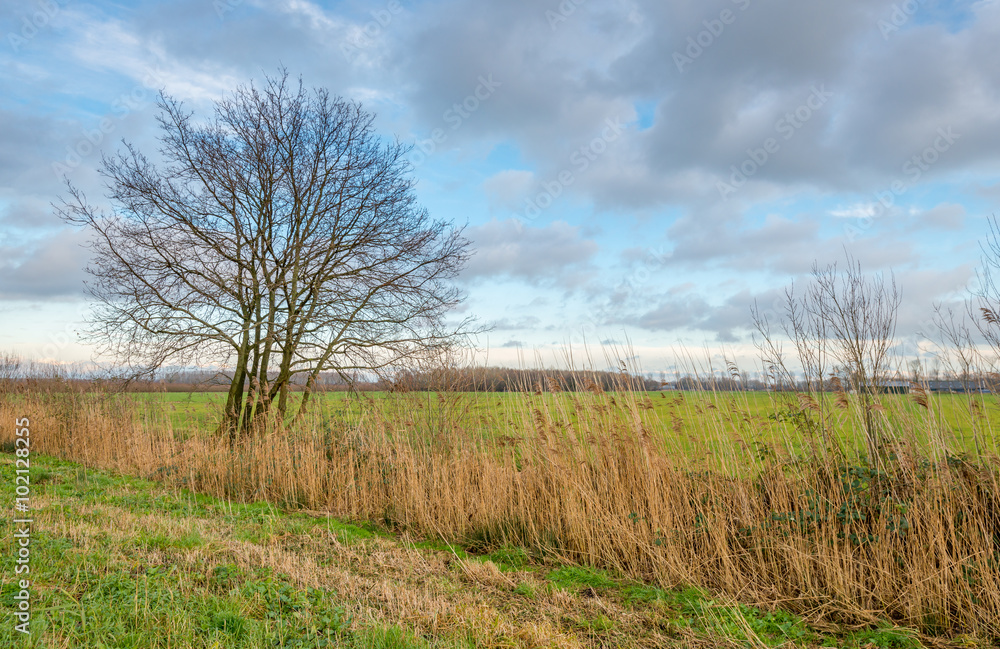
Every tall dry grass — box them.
[3,378,1000,638]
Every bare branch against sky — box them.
[58,70,475,433]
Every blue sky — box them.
[1,0,999,373]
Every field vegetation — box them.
[3,361,1000,646]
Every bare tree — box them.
[930,304,984,455]
[752,283,832,393]
[754,253,901,462]
[0,350,22,394]
[809,256,900,462]
[753,282,833,452]
[59,71,473,437]
[971,214,1000,367]
[809,257,900,395]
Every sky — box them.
[1,0,999,375]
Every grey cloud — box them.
[893,265,975,338]
[387,0,1000,208]
[629,259,973,344]
[655,206,920,277]
[630,287,776,342]
[664,213,820,269]
[0,196,62,230]
[127,0,355,86]
[16,0,1000,216]
[0,108,65,193]
[482,170,535,212]
[391,0,640,160]
[0,228,89,300]
[973,181,1000,204]
[915,203,966,231]
[627,264,980,346]
[11,0,1000,209]
[462,219,598,286]
[636,295,709,331]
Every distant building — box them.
[878,380,909,394]
[926,379,989,393]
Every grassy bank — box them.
[2,384,1000,644]
[1,454,942,648]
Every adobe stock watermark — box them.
[717,84,834,200]
[845,126,960,241]
[7,0,71,53]
[11,416,32,635]
[52,67,166,178]
[340,0,403,62]
[673,0,752,73]
[517,116,626,223]
[546,0,587,30]
[878,0,926,40]
[408,74,501,168]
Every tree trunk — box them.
[223,331,251,443]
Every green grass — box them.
[0,455,469,648]
[135,389,1000,471]
[479,546,531,572]
[546,565,616,591]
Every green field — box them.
[144,389,1000,462]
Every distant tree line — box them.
[384,366,662,393]
[3,351,997,395]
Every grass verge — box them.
[2,454,980,648]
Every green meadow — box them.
[146,389,1000,461]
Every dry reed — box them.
[3,380,999,639]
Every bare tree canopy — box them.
[971,214,1000,365]
[752,252,901,462]
[59,70,473,435]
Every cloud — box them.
[380,0,1000,209]
[0,109,66,195]
[914,203,966,231]
[482,169,535,212]
[630,288,763,343]
[1,196,62,230]
[624,263,980,346]
[890,264,975,334]
[974,181,1000,203]
[0,228,89,300]
[489,315,541,331]
[462,219,598,287]
[652,206,924,277]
